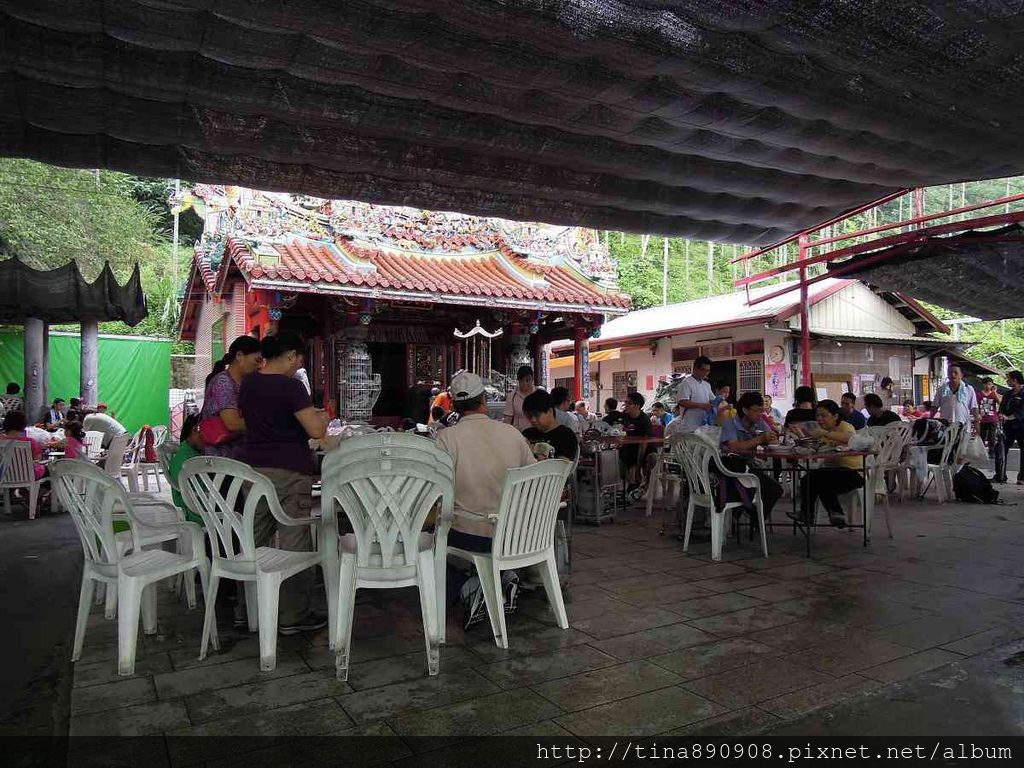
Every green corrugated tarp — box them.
[0,330,170,431]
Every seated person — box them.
[717,392,784,518]
[651,401,673,427]
[436,371,536,553]
[792,399,863,528]
[44,398,67,429]
[840,392,867,429]
[521,390,579,460]
[61,420,88,460]
[1,411,46,480]
[574,400,598,430]
[620,392,653,493]
[166,414,205,526]
[83,410,128,448]
[865,393,901,426]
[602,397,623,426]
[705,383,733,426]
[549,386,581,435]
[783,385,818,430]
[763,394,783,431]
[902,399,924,420]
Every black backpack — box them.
[953,465,1000,504]
[913,418,946,446]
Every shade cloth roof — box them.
[0,257,147,325]
[5,2,1024,243]
[827,224,1024,320]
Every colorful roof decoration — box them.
[187,187,630,313]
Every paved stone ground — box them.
[53,475,1024,764]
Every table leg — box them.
[862,455,869,547]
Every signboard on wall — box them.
[581,343,590,399]
[765,362,786,398]
[900,374,913,390]
[613,370,637,401]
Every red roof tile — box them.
[225,237,630,311]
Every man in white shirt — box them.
[502,366,538,431]
[930,364,979,429]
[83,411,129,448]
[549,386,582,436]
[675,355,715,432]
[437,371,536,551]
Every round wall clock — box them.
[768,345,785,363]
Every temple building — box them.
[179,187,630,424]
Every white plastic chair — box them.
[0,440,49,519]
[84,431,105,459]
[925,422,965,502]
[178,456,321,672]
[136,426,168,492]
[441,459,573,650]
[50,459,208,676]
[671,434,768,562]
[320,433,454,680]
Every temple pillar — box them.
[23,318,45,423]
[81,320,99,407]
[572,325,588,402]
[532,334,544,389]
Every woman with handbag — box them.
[199,335,263,456]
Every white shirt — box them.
[556,407,582,436]
[503,386,537,431]
[676,376,714,431]
[293,368,312,395]
[934,381,977,424]
[436,413,536,536]
[83,412,128,447]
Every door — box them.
[709,360,738,404]
[368,342,407,419]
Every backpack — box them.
[953,465,999,504]
[913,418,946,446]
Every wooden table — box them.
[751,446,873,557]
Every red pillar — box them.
[798,234,812,387]
[572,325,588,401]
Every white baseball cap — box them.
[450,371,485,401]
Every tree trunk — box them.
[640,234,650,260]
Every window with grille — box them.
[672,361,693,376]
[738,358,763,396]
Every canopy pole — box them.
[23,318,45,423]
[798,235,812,387]
[41,323,50,409]
[81,319,99,407]
[572,325,587,402]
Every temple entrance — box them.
[709,359,738,404]
[368,342,407,420]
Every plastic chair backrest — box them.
[321,433,454,570]
[84,431,104,458]
[670,435,715,499]
[102,433,132,477]
[940,422,965,465]
[178,456,285,563]
[151,426,169,449]
[157,442,179,493]
[50,459,133,567]
[491,459,573,562]
[0,440,36,486]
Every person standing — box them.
[998,370,1024,484]
[676,356,715,432]
[200,335,264,456]
[977,378,1001,454]
[929,364,979,431]
[503,366,538,431]
[237,332,327,634]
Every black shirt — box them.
[999,388,1024,419]
[866,410,901,427]
[622,412,652,438]
[602,410,624,426]
[784,407,817,427]
[522,425,578,460]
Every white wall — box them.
[800,283,917,335]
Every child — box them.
[62,420,88,460]
[167,414,205,526]
[706,382,734,426]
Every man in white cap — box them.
[436,371,536,551]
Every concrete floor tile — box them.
[596,573,688,595]
[571,607,685,640]
[758,562,836,580]
[664,592,764,619]
[73,653,173,688]
[649,637,778,680]
[153,654,309,699]
[347,646,480,691]
[608,581,714,607]
[531,660,681,712]
[184,671,351,724]
[940,626,1024,656]
[477,644,618,688]
[745,619,853,651]
[389,688,561,742]
[592,622,714,660]
[758,674,881,720]
[555,685,724,738]
[859,649,962,683]
[339,668,499,724]
[738,580,827,603]
[71,676,156,715]
[690,573,779,594]
[70,700,189,737]
[663,563,749,581]
[688,606,804,637]
[871,615,995,651]
[682,659,831,709]
[465,624,595,663]
[168,638,261,670]
[789,635,915,676]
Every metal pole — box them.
[172,178,181,291]
[662,237,669,306]
[81,319,99,406]
[23,318,45,423]
[798,235,812,387]
[706,241,713,297]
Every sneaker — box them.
[461,576,488,630]
[828,512,847,529]
[278,612,328,636]
[504,579,520,614]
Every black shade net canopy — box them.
[0,256,148,326]
[4,1,1024,244]
[828,224,1024,321]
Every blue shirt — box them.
[720,416,773,451]
[656,412,673,426]
[841,409,866,430]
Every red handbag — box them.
[198,415,235,445]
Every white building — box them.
[549,279,991,413]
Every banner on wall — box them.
[765,362,786,398]
[580,343,590,399]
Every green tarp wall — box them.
[0,330,170,431]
